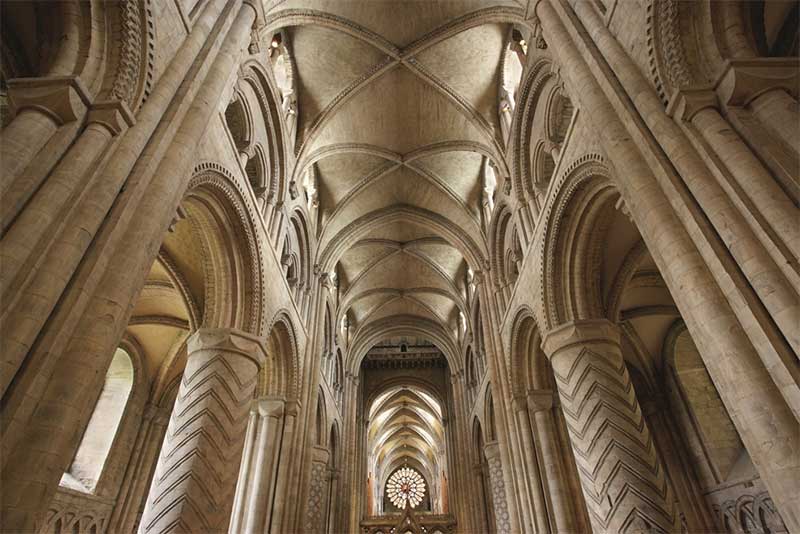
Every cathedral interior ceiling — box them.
[264,0,525,350]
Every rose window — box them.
[386,467,426,509]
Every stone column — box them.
[729,59,800,157]
[484,441,512,534]
[109,403,171,533]
[472,462,492,532]
[542,320,678,533]
[229,409,258,534]
[510,396,550,534]
[304,446,331,534]
[0,99,133,396]
[670,87,799,291]
[138,328,265,534]
[267,400,299,532]
[714,58,800,205]
[640,398,717,532]
[1,76,89,198]
[237,397,285,534]
[526,390,580,534]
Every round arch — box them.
[535,156,618,329]
[259,312,301,401]
[183,164,265,334]
[347,316,460,375]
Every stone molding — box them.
[7,76,91,125]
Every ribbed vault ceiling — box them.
[265,0,526,348]
[368,385,444,501]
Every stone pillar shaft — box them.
[642,401,717,532]
[527,390,580,533]
[109,404,171,533]
[267,403,298,531]
[511,397,551,534]
[0,105,132,398]
[229,410,258,534]
[0,76,90,196]
[484,441,512,534]
[748,89,799,157]
[304,446,331,534]
[543,320,678,533]
[139,328,264,534]
[688,104,799,286]
[241,398,285,534]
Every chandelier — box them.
[386,466,426,509]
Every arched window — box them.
[465,347,477,387]
[315,393,327,447]
[333,350,344,405]
[60,348,133,493]
[485,389,497,442]
[224,92,251,155]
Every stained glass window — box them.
[386,467,426,509]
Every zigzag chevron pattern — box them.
[552,347,678,533]
[139,353,258,534]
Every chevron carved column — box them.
[138,328,265,534]
[542,320,678,533]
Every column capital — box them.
[253,396,286,418]
[7,76,91,125]
[311,445,330,464]
[187,327,267,368]
[471,269,487,286]
[511,395,529,413]
[526,389,555,413]
[666,88,718,121]
[87,100,135,135]
[283,399,301,417]
[483,440,501,460]
[541,319,620,358]
[715,58,800,107]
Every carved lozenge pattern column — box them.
[484,441,512,534]
[543,320,678,533]
[304,447,330,534]
[138,328,264,534]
